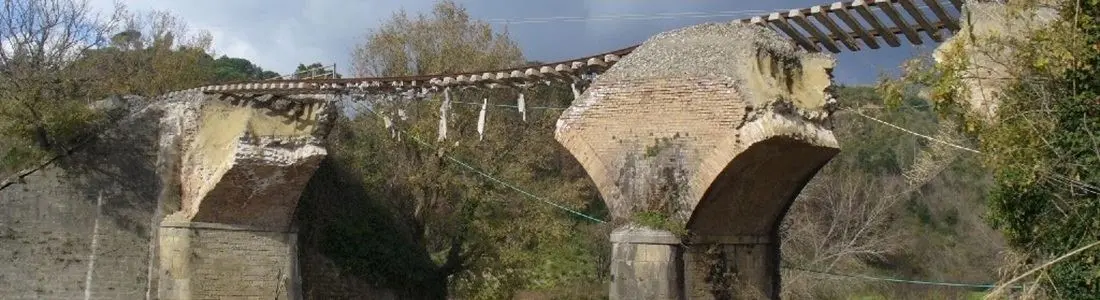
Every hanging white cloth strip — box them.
[517,93,526,122]
[571,82,581,100]
[383,115,395,139]
[477,98,487,141]
[438,87,452,141]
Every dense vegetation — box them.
[781,86,1001,300]
[11,0,1099,299]
[0,1,322,175]
[296,1,1006,299]
[0,0,336,174]
[885,0,1100,298]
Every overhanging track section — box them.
[162,0,962,98]
[748,0,962,53]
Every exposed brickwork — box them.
[558,77,749,220]
[555,23,839,299]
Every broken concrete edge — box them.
[156,89,337,229]
[933,1,1060,121]
[150,89,329,298]
[738,106,839,151]
[555,22,836,137]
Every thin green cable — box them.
[349,99,1022,290]
[785,266,1023,290]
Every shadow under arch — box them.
[294,158,443,299]
[685,135,838,298]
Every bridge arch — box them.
[555,22,840,299]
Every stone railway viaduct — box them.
[0,0,987,299]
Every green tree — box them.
[0,0,123,172]
[302,0,609,298]
[292,62,340,79]
[780,86,1002,299]
[76,9,217,98]
[1,3,281,175]
[212,56,278,82]
[884,1,1100,298]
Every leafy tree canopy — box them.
[883,1,1100,297]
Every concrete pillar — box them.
[609,225,684,300]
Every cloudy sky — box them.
[87,0,944,84]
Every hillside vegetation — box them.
[0,0,1036,299]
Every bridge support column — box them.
[610,225,684,300]
[154,92,336,300]
[555,23,840,299]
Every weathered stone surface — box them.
[556,22,839,299]
[168,91,337,230]
[0,97,163,299]
[610,225,683,300]
[153,91,337,299]
[934,1,1059,120]
[157,222,297,300]
[556,22,838,225]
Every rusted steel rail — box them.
[161,0,961,98]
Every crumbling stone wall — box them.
[172,92,333,229]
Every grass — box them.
[847,291,988,300]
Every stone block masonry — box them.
[0,95,162,299]
[157,222,297,300]
[610,226,684,299]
